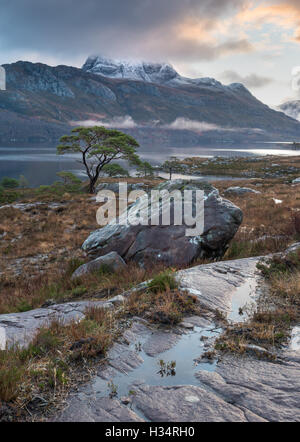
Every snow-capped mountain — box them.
[279,100,300,121]
[82,55,249,93]
[2,59,300,145]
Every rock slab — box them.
[224,186,261,196]
[71,251,127,279]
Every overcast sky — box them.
[1,0,300,106]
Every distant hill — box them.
[1,58,300,145]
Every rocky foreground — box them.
[1,256,299,422]
[1,176,300,422]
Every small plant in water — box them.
[157,359,176,377]
[167,360,176,376]
[135,341,142,352]
[128,389,137,396]
[158,359,166,376]
[108,380,118,398]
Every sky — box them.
[0,0,300,107]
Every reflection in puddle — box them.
[93,279,259,400]
[93,325,222,399]
[157,359,176,377]
[228,279,258,323]
[290,327,300,351]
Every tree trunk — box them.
[89,177,98,194]
[169,168,172,180]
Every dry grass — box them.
[215,309,296,358]
[0,176,165,314]
[0,176,162,274]
[125,272,200,325]
[126,288,199,325]
[0,196,96,263]
[0,306,115,416]
[211,179,300,259]
[0,258,166,314]
[270,272,300,307]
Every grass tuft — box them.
[147,270,178,293]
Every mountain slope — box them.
[0,60,300,145]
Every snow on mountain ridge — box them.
[82,55,178,83]
[82,55,248,93]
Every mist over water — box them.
[0,143,298,187]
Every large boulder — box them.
[83,180,243,267]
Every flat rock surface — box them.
[52,396,143,422]
[196,351,300,422]
[131,384,248,422]
[177,256,260,314]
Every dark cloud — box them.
[220,70,274,88]
[0,0,250,64]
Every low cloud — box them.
[71,116,264,134]
[163,118,223,132]
[164,117,264,134]
[220,70,274,88]
[71,115,137,129]
[162,117,260,133]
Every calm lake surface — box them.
[0,143,299,187]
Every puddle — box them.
[0,326,6,350]
[93,325,222,399]
[228,279,258,323]
[290,326,300,351]
[90,277,258,401]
